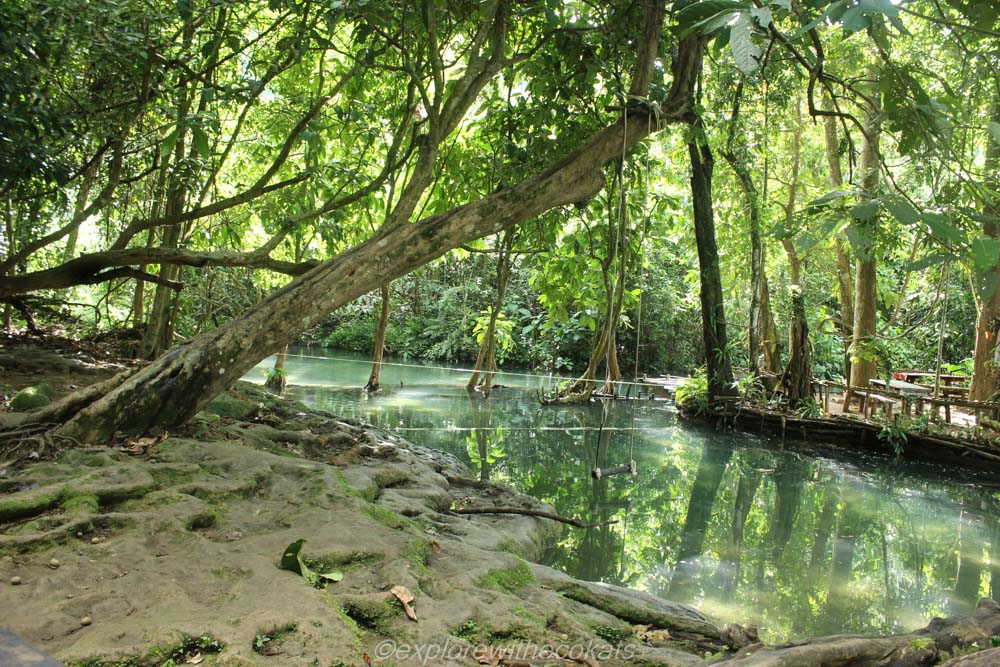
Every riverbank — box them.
[2,345,1000,666]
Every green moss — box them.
[405,538,432,577]
[10,384,52,411]
[452,619,488,643]
[0,487,61,522]
[185,511,218,531]
[62,492,99,515]
[593,622,632,644]
[477,561,536,593]
[362,505,409,530]
[67,634,224,667]
[512,606,546,627]
[307,551,384,572]
[252,623,297,655]
[204,394,258,421]
[372,470,408,489]
[340,598,398,635]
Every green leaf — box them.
[769,0,791,10]
[279,539,342,588]
[176,0,194,21]
[971,236,1000,271]
[749,6,772,27]
[883,197,920,225]
[193,126,211,158]
[989,122,1000,147]
[922,213,964,245]
[851,200,880,222]
[162,129,179,156]
[905,252,952,272]
[977,271,1000,302]
[806,190,852,211]
[730,13,762,75]
[675,0,747,37]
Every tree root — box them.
[449,505,618,529]
[720,598,1000,666]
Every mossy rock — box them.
[10,384,53,411]
[478,561,536,593]
[204,394,258,421]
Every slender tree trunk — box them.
[808,476,840,579]
[365,284,391,393]
[848,81,883,401]
[468,230,514,397]
[970,91,1000,402]
[767,458,807,561]
[689,130,736,399]
[954,496,985,612]
[1,32,704,452]
[824,99,855,381]
[779,100,812,403]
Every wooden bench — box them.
[864,394,894,420]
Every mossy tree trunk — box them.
[721,83,781,378]
[2,22,702,453]
[689,127,736,400]
[265,345,288,392]
[970,90,1000,402]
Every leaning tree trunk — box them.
[2,30,702,454]
[970,91,1000,402]
[365,284,391,393]
[847,80,883,406]
[689,129,736,400]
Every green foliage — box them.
[877,420,908,456]
[675,369,709,413]
[68,635,224,667]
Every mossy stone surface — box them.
[10,384,52,411]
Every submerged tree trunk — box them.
[847,82,883,405]
[970,92,1000,402]
[365,284,391,393]
[689,129,736,400]
[1,29,702,454]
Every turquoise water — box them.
[249,348,1000,642]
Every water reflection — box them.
[249,348,1000,642]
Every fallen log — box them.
[720,598,1000,666]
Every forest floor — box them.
[1,339,999,667]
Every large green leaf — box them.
[851,200,880,222]
[971,237,1000,272]
[730,13,762,74]
[279,539,343,588]
[883,197,920,226]
[922,213,965,246]
[989,122,1000,147]
[905,252,952,272]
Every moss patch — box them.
[252,622,298,655]
[10,383,52,411]
[478,561,536,593]
[362,505,409,530]
[67,634,224,667]
[204,394,258,421]
[340,598,399,635]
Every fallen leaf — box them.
[278,539,343,588]
[391,585,418,622]
[429,540,442,554]
[187,652,204,665]
[362,653,372,666]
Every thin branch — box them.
[449,506,618,529]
